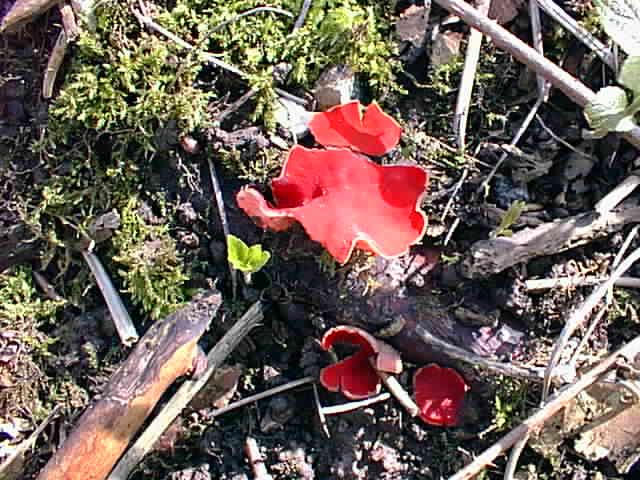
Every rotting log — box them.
[461,206,640,279]
[36,289,222,480]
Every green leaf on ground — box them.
[227,234,271,273]
[584,86,637,136]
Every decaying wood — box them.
[0,0,59,32]
[108,301,264,480]
[461,206,640,278]
[36,290,222,480]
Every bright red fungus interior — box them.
[413,364,469,427]
[308,101,402,157]
[319,327,382,400]
[236,145,428,263]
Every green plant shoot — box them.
[490,200,526,239]
[227,234,271,274]
[585,0,640,136]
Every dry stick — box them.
[215,88,257,124]
[432,0,640,149]
[208,376,315,419]
[32,271,64,301]
[322,393,392,415]
[413,323,572,383]
[42,30,68,99]
[448,333,640,480]
[542,247,640,401]
[528,0,549,99]
[535,0,616,70]
[477,95,545,195]
[108,301,264,480]
[207,157,237,299]
[0,406,61,478]
[534,114,593,159]
[82,250,139,346]
[211,6,293,33]
[595,174,640,213]
[293,0,313,30]
[526,275,640,292]
[245,437,274,480]
[453,0,490,151]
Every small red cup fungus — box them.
[413,364,469,427]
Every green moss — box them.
[111,198,189,320]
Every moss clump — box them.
[0,267,65,418]
[111,198,189,320]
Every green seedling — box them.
[490,200,526,239]
[226,234,271,284]
[584,0,640,136]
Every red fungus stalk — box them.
[237,145,428,263]
[413,364,469,427]
[308,101,402,157]
[319,326,402,400]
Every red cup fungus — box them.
[319,326,402,400]
[413,364,469,427]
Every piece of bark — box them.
[36,290,222,480]
[461,206,640,279]
[0,0,59,32]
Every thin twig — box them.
[82,250,139,346]
[542,247,640,400]
[477,95,545,195]
[448,333,640,480]
[322,393,392,415]
[208,376,315,418]
[453,0,490,151]
[441,168,469,222]
[0,406,61,477]
[594,174,640,213]
[534,114,594,160]
[526,275,640,292]
[432,0,640,149]
[32,271,64,301]
[215,89,257,124]
[535,0,616,70]
[293,0,313,30]
[207,156,237,299]
[211,6,293,33]
[42,30,68,99]
[528,0,550,100]
[245,437,274,480]
[414,323,572,383]
[108,301,265,480]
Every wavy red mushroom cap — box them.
[413,364,469,427]
[308,101,402,157]
[319,326,402,400]
[236,145,428,263]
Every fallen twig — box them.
[371,358,419,418]
[32,271,64,301]
[525,275,640,292]
[293,0,313,30]
[206,156,237,299]
[448,333,640,480]
[207,376,315,418]
[211,6,293,33]
[38,291,222,480]
[542,247,640,399]
[414,323,571,383]
[432,0,640,149]
[42,30,68,99]
[453,0,490,150]
[108,301,265,480]
[535,0,616,70]
[245,437,274,480]
[82,250,139,346]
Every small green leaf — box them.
[584,86,637,136]
[619,56,640,94]
[491,200,526,239]
[226,234,271,273]
[594,0,640,55]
